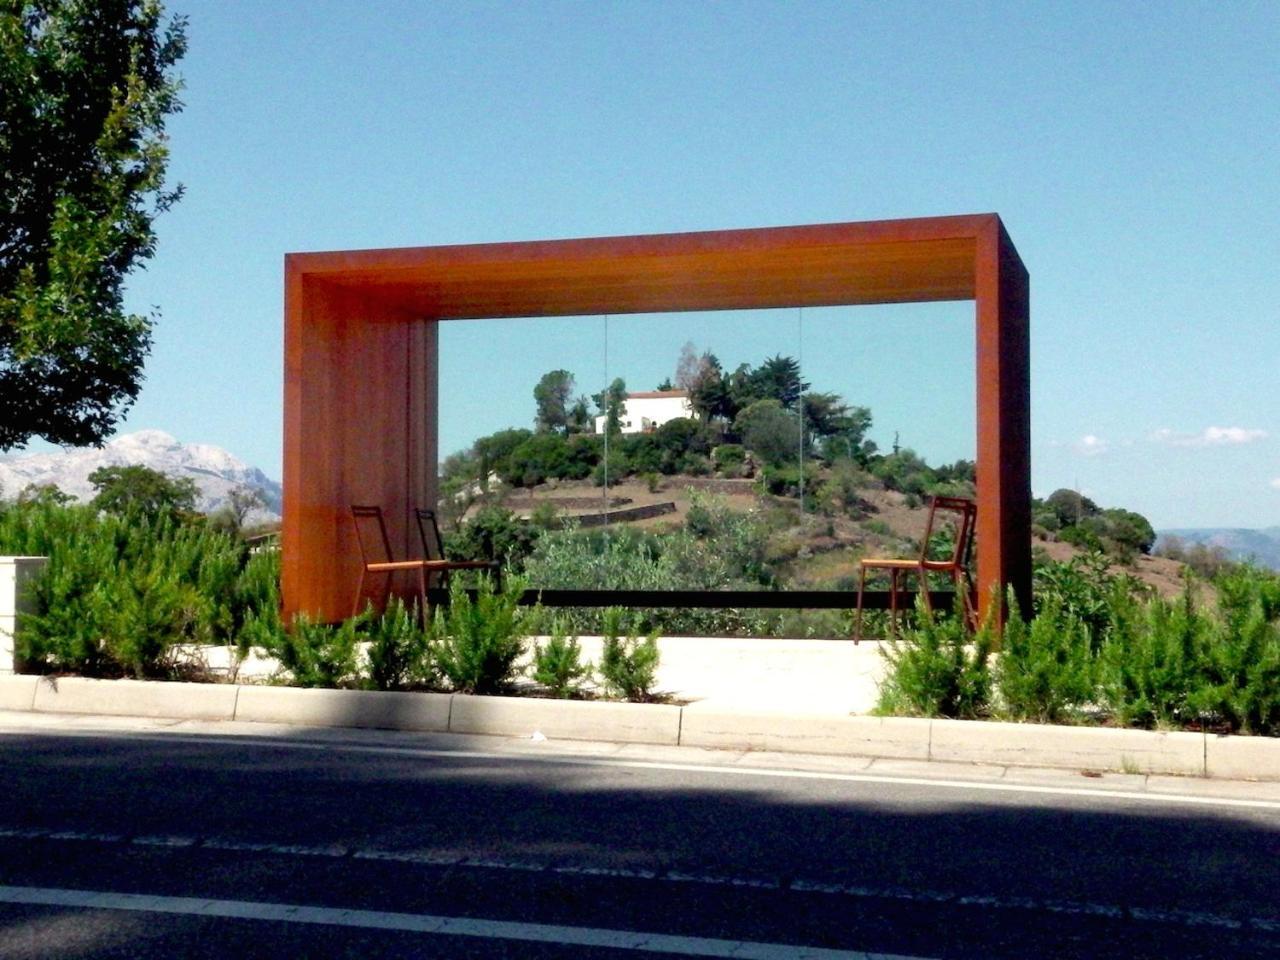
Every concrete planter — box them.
[0,556,46,674]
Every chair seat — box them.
[859,558,924,570]
[365,559,464,573]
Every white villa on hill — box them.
[594,390,693,435]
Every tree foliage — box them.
[733,398,801,467]
[593,377,627,435]
[533,369,574,434]
[0,1,188,448]
[88,463,197,520]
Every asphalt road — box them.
[0,719,1277,958]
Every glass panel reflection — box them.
[437,302,974,638]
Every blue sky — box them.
[75,0,1279,528]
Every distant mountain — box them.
[0,430,282,520]
[1156,527,1280,571]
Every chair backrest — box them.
[919,495,977,571]
[414,508,445,562]
[351,505,394,566]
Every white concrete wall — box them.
[594,393,693,435]
[0,557,46,674]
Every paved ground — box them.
[0,717,1278,958]
[202,635,890,715]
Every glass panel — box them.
[437,302,974,638]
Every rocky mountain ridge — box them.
[0,430,282,519]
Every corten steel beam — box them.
[283,214,1030,624]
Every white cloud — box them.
[1271,478,1280,491]
[1151,426,1268,448]
[1073,434,1109,456]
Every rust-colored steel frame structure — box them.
[284,213,1030,624]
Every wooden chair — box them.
[349,505,490,618]
[853,495,977,643]
[413,507,500,593]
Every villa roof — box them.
[625,390,688,400]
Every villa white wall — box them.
[594,392,693,435]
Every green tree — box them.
[747,355,808,411]
[565,396,593,435]
[1045,488,1100,527]
[593,377,627,436]
[473,428,532,482]
[88,463,197,520]
[0,1,188,448]
[688,353,733,423]
[533,369,575,434]
[206,485,263,536]
[1100,508,1157,556]
[733,398,801,466]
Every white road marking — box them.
[5,826,1279,934]
[0,884,926,959]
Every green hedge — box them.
[876,557,1280,735]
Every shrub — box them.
[679,453,713,476]
[814,461,873,518]
[592,449,631,487]
[1188,567,1280,735]
[364,598,433,691]
[1099,583,1210,728]
[269,614,362,688]
[598,607,660,701]
[1033,552,1140,652]
[444,506,541,572]
[6,502,251,678]
[654,418,710,465]
[434,575,536,694]
[871,449,933,496]
[505,433,573,487]
[712,444,746,475]
[758,462,819,498]
[619,434,662,475]
[876,601,993,719]
[997,593,1095,723]
[531,621,592,698]
[521,496,774,636]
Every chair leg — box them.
[854,565,867,644]
[889,568,900,635]
[919,565,932,618]
[417,568,428,626]
[353,568,366,619]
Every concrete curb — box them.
[929,718,1205,776]
[30,676,238,721]
[0,675,37,711]
[450,695,682,745]
[5,675,1280,780]
[233,686,452,732]
[679,708,930,759]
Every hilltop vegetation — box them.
[438,343,1176,635]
